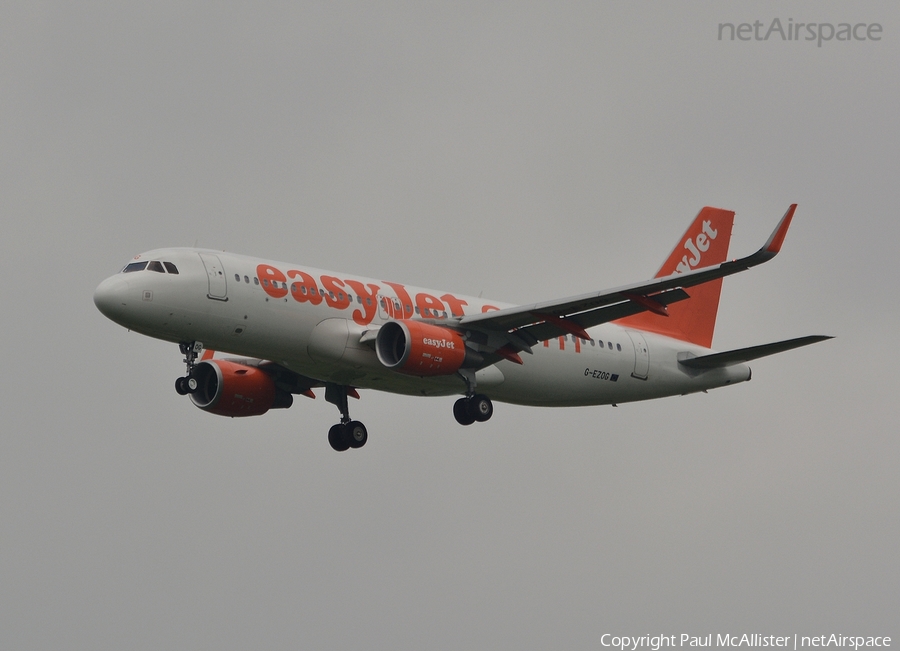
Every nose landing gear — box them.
[174,341,203,395]
[175,376,191,395]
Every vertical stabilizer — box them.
[615,207,734,348]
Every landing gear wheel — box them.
[453,398,476,426]
[469,394,493,422]
[328,424,350,452]
[324,384,368,451]
[186,376,199,393]
[175,377,188,395]
[347,421,368,449]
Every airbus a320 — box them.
[94,204,829,451]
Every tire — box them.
[347,421,368,449]
[328,424,350,452]
[469,394,493,422]
[175,377,188,395]
[453,398,476,426]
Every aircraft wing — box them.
[458,204,797,348]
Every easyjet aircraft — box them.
[94,204,829,451]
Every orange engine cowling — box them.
[375,320,481,376]
[189,359,293,417]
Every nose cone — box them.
[94,275,133,325]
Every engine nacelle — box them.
[375,320,481,376]
[189,359,293,417]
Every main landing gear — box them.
[174,341,203,395]
[452,369,494,426]
[453,393,494,426]
[325,383,367,452]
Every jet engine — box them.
[189,359,293,417]
[375,320,482,376]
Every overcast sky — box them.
[2,2,898,649]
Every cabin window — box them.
[253,277,259,285]
[616,343,622,351]
[244,276,249,283]
[123,261,148,273]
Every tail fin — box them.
[615,206,735,348]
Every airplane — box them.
[93,204,830,451]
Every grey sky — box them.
[1,2,898,649]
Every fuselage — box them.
[94,247,750,406]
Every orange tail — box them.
[615,207,734,348]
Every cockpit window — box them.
[147,261,165,273]
[123,261,148,273]
[163,262,179,274]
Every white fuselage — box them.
[94,248,750,406]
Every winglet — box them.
[762,204,796,255]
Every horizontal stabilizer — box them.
[678,335,832,369]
